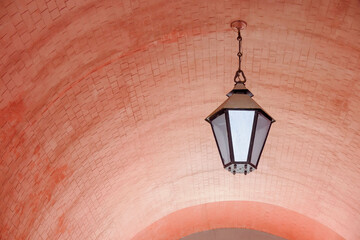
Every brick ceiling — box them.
[1,0,360,239]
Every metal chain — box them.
[234,29,247,84]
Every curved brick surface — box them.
[132,201,343,240]
[0,0,359,239]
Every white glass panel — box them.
[211,114,230,165]
[250,112,271,166]
[229,110,255,162]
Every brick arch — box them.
[132,201,343,240]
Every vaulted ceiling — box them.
[1,0,360,239]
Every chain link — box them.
[234,30,247,84]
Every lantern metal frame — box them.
[206,83,275,174]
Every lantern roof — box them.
[205,83,275,123]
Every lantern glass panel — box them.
[250,112,271,166]
[211,113,231,165]
[228,110,255,162]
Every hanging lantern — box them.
[205,20,275,175]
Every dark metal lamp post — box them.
[205,20,275,175]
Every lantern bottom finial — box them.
[226,163,254,175]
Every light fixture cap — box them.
[231,20,247,31]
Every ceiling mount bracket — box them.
[230,20,247,31]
